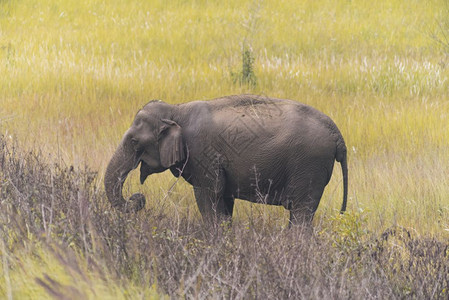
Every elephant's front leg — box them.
[193,169,232,225]
[194,187,234,225]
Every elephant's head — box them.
[104,101,186,212]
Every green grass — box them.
[1,0,449,297]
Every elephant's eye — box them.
[131,138,138,146]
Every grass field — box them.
[1,0,449,298]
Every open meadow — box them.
[1,0,449,298]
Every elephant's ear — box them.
[159,119,186,168]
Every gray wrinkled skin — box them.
[104,94,348,226]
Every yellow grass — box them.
[1,0,449,236]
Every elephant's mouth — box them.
[140,163,149,184]
[139,160,162,184]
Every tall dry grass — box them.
[1,136,448,298]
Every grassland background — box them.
[1,0,449,298]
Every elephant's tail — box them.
[336,139,348,214]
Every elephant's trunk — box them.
[104,142,145,212]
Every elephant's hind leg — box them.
[289,204,319,226]
[287,172,328,226]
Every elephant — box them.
[104,94,348,226]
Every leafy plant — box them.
[232,45,257,87]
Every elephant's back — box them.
[183,94,342,157]
[201,94,334,128]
